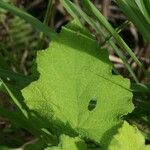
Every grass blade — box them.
[38,0,54,49]
[116,0,150,43]
[143,0,150,19]
[0,68,31,83]
[60,0,82,25]
[0,78,28,118]
[80,0,144,72]
[131,83,150,93]
[135,0,150,24]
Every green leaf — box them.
[45,135,87,150]
[22,21,134,147]
[60,0,139,83]
[108,121,150,150]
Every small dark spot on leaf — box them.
[88,98,97,111]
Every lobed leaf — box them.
[108,121,150,150]
[22,21,134,147]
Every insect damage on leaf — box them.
[88,97,97,111]
[22,20,134,148]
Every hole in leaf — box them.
[88,98,97,111]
